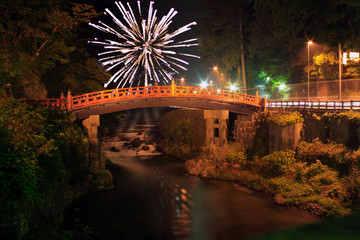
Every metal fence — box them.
[253,78,360,101]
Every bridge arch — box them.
[23,84,264,119]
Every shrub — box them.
[296,139,350,174]
[343,168,360,207]
[268,111,303,127]
[226,142,247,165]
[0,98,90,239]
[259,150,296,178]
[286,160,340,188]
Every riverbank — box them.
[184,141,354,217]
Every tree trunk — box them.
[239,17,247,91]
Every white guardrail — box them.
[267,100,360,110]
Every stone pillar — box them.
[82,115,101,170]
[204,110,229,149]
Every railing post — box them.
[260,96,267,111]
[171,78,175,96]
[60,92,65,108]
[66,89,73,111]
[255,89,259,105]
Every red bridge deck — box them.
[22,85,264,119]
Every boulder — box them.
[142,145,150,151]
[131,137,143,148]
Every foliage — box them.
[0,0,103,97]
[259,150,296,178]
[268,112,303,127]
[226,142,247,164]
[0,97,89,239]
[199,0,253,87]
[343,168,360,207]
[296,139,352,174]
[201,0,360,92]
[158,110,206,161]
[311,50,339,80]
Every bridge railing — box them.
[267,100,360,111]
[70,86,260,110]
[21,98,67,108]
[21,85,261,111]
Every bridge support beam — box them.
[82,115,101,170]
[204,110,229,148]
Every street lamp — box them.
[175,77,185,85]
[207,66,218,81]
[200,81,208,89]
[307,41,313,101]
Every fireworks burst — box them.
[88,1,200,88]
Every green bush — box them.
[268,111,303,127]
[259,150,296,178]
[296,139,350,174]
[286,160,341,191]
[0,98,89,239]
[343,168,360,207]
[226,142,247,164]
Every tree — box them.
[249,0,360,84]
[199,0,253,89]
[0,0,101,97]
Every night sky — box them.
[87,0,206,86]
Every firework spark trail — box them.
[88,1,200,88]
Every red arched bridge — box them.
[22,83,265,119]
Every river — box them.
[64,108,319,240]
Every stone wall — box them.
[269,122,303,153]
[233,111,360,155]
[302,112,360,150]
[233,112,303,154]
[233,114,257,150]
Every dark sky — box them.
[87,0,206,86]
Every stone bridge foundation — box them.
[204,110,229,148]
[82,115,103,171]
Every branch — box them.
[34,17,71,57]
[12,29,25,47]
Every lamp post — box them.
[175,77,185,86]
[307,41,312,101]
[206,66,218,83]
[339,43,342,101]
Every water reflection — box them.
[150,164,193,239]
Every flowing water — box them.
[64,108,319,240]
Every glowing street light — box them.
[307,41,313,101]
[175,77,185,85]
[200,81,208,89]
[279,83,286,91]
[206,65,219,85]
[229,83,237,92]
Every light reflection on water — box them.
[64,108,319,240]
